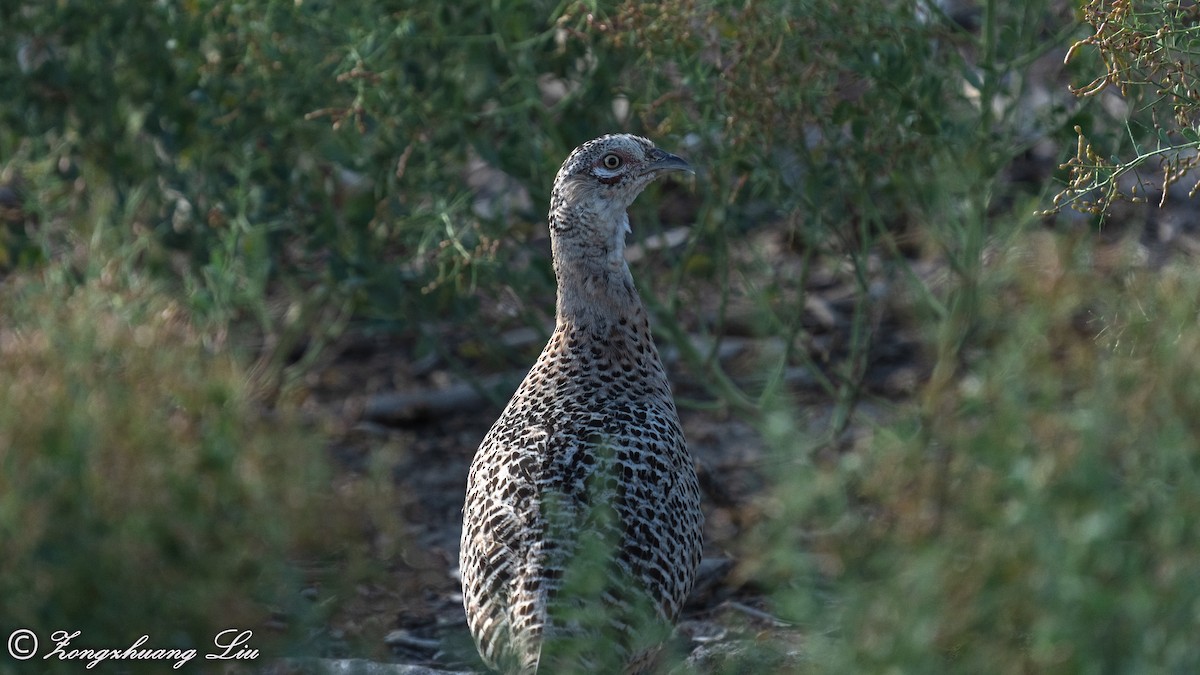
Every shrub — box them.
[753,234,1200,674]
[0,271,329,673]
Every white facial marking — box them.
[594,166,622,181]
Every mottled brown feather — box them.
[460,134,703,674]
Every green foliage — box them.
[752,236,1200,674]
[2,0,369,394]
[550,0,1082,422]
[0,271,331,673]
[4,0,1197,673]
[0,0,685,386]
[0,0,1077,400]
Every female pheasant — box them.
[460,134,703,674]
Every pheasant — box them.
[460,134,703,674]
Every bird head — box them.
[549,134,692,243]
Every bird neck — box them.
[550,214,645,332]
[552,248,644,331]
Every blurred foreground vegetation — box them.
[2,0,1199,672]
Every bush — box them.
[0,270,329,673]
[749,234,1200,674]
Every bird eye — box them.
[601,153,622,170]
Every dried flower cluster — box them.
[1051,0,1200,215]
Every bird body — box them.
[460,135,703,674]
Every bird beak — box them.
[646,149,694,176]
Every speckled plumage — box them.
[460,135,703,674]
